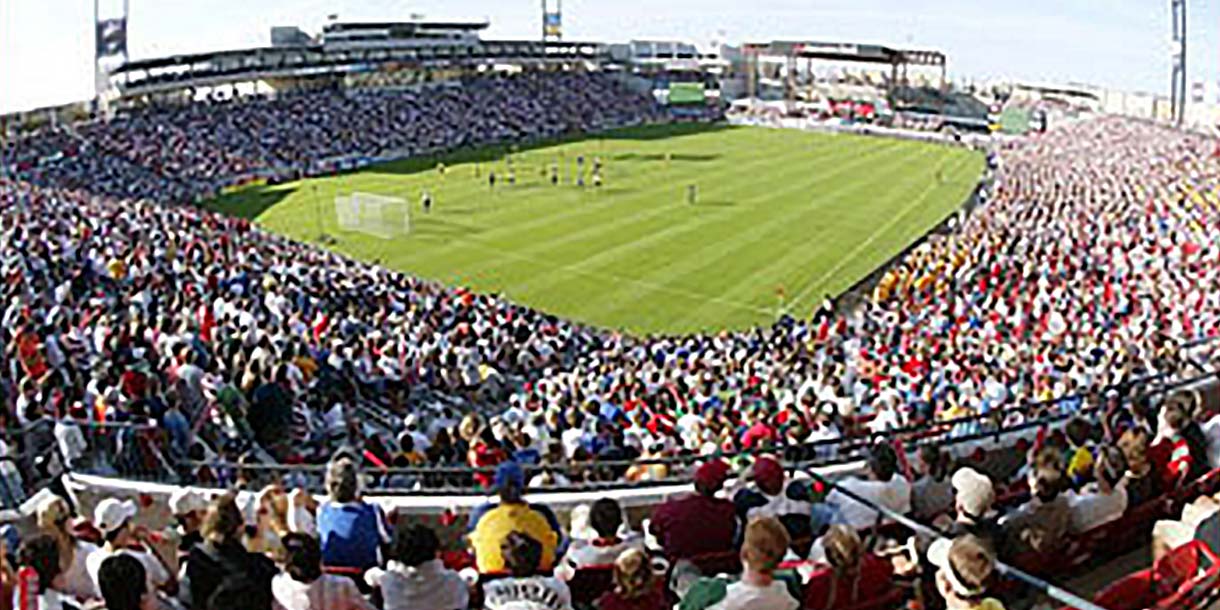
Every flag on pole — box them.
[96,18,127,57]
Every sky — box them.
[1,0,1218,114]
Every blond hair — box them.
[612,548,655,600]
[742,517,789,573]
[821,525,863,609]
[1118,428,1150,476]
[35,496,74,572]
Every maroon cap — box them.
[694,459,730,490]
[753,456,784,491]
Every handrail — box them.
[149,365,1220,496]
[803,468,1107,610]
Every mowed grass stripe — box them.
[210,124,983,335]
[781,150,982,313]
[503,137,906,300]
[551,140,928,328]
[399,130,854,283]
[399,135,812,283]
[727,146,977,315]
[583,142,948,332]
[672,145,958,329]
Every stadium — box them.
[3,3,1220,610]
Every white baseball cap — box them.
[94,499,138,535]
[951,468,995,518]
[168,490,207,516]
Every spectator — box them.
[96,554,154,610]
[1151,399,1207,490]
[1117,427,1157,507]
[706,517,798,610]
[35,496,97,601]
[1063,418,1096,488]
[938,468,1003,553]
[469,462,561,574]
[595,548,666,610]
[910,446,954,521]
[649,460,737,561]
[249,484,290,558]
[482,532,572,610]
[926,535,1005,610]
[84,500,171,599]
[731,457,813,550]
[824,443,911,530]
[14,534,78,610]
[803,525,893,610]
[316,457,390,573]
[364,525,468,610]
[1066,445,1129,533]
[1001,467,1070,556]
[556,498,642,580]
[185,493,276,610]
[272,533,372,610]
[167,490,207,565]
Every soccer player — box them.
[488,171,497,190]
[592,170,603,189]
[421,189,433,214]
[437,162,447,177]
[687,183,697,205]
[507,168,516,186]
[550,164,559,186]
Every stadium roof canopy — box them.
[745,41,946,68]
[107,39,606,97]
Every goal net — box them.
[334,192,410,239]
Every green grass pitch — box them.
[208,124,984,336]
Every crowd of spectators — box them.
[3,72,663,205]
[2,76,1220,501]
[3,382,1220,610]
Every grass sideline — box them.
[207,123,984,336]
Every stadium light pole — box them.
[1170,0,1187,126]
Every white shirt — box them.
[10,588,79,610]
[1066,484,1129,534]
[482,576,572,610]
[364,560,469,610]
[708,580,799,610]
[61,540,100,601]
[54,420,88,466]
[272,573,373,610]
[1201,414,1220,469]
[827,475,912,530]
[553,534,644,580]
[85,546,169,596]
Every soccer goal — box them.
[334,192,410,239]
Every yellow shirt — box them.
[971,599,1006,610]
[469,504,558,573]
[107,258,127,279]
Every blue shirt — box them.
[316,501,390,570]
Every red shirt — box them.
[649,493,736,560]
[742,422,777,449]
[596,586,668,610]
[803,554,895,610]
[470,442,507,488]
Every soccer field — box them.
[208,124,984,335]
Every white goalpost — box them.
[334,192,410,239]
